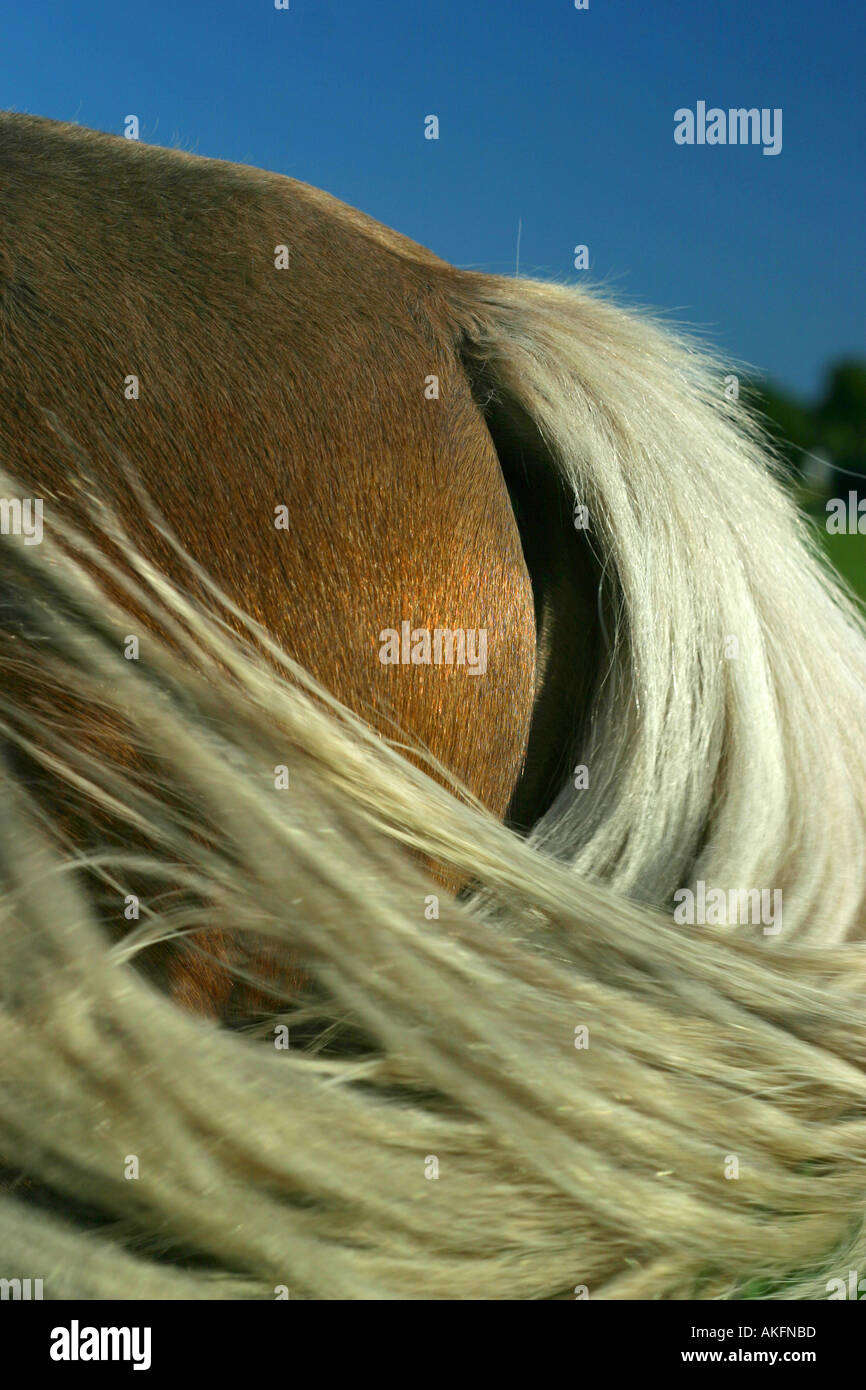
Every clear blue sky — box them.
[2,0,863,397]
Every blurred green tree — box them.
[745,359,866,479]
[742,359,866,603]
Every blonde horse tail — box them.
[2,271,866,1300]
[452,273,866,940]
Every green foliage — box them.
[745,359,866,479]
[819,528,866,603]
[817,362,866,474]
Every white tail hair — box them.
[453,276,866,935]
[2,276,866,1300]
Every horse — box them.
[1,112,865,1300]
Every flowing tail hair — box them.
[1,275,866,1299]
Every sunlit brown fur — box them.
[0,114,536,1018]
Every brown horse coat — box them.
[0,114,542,1016]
